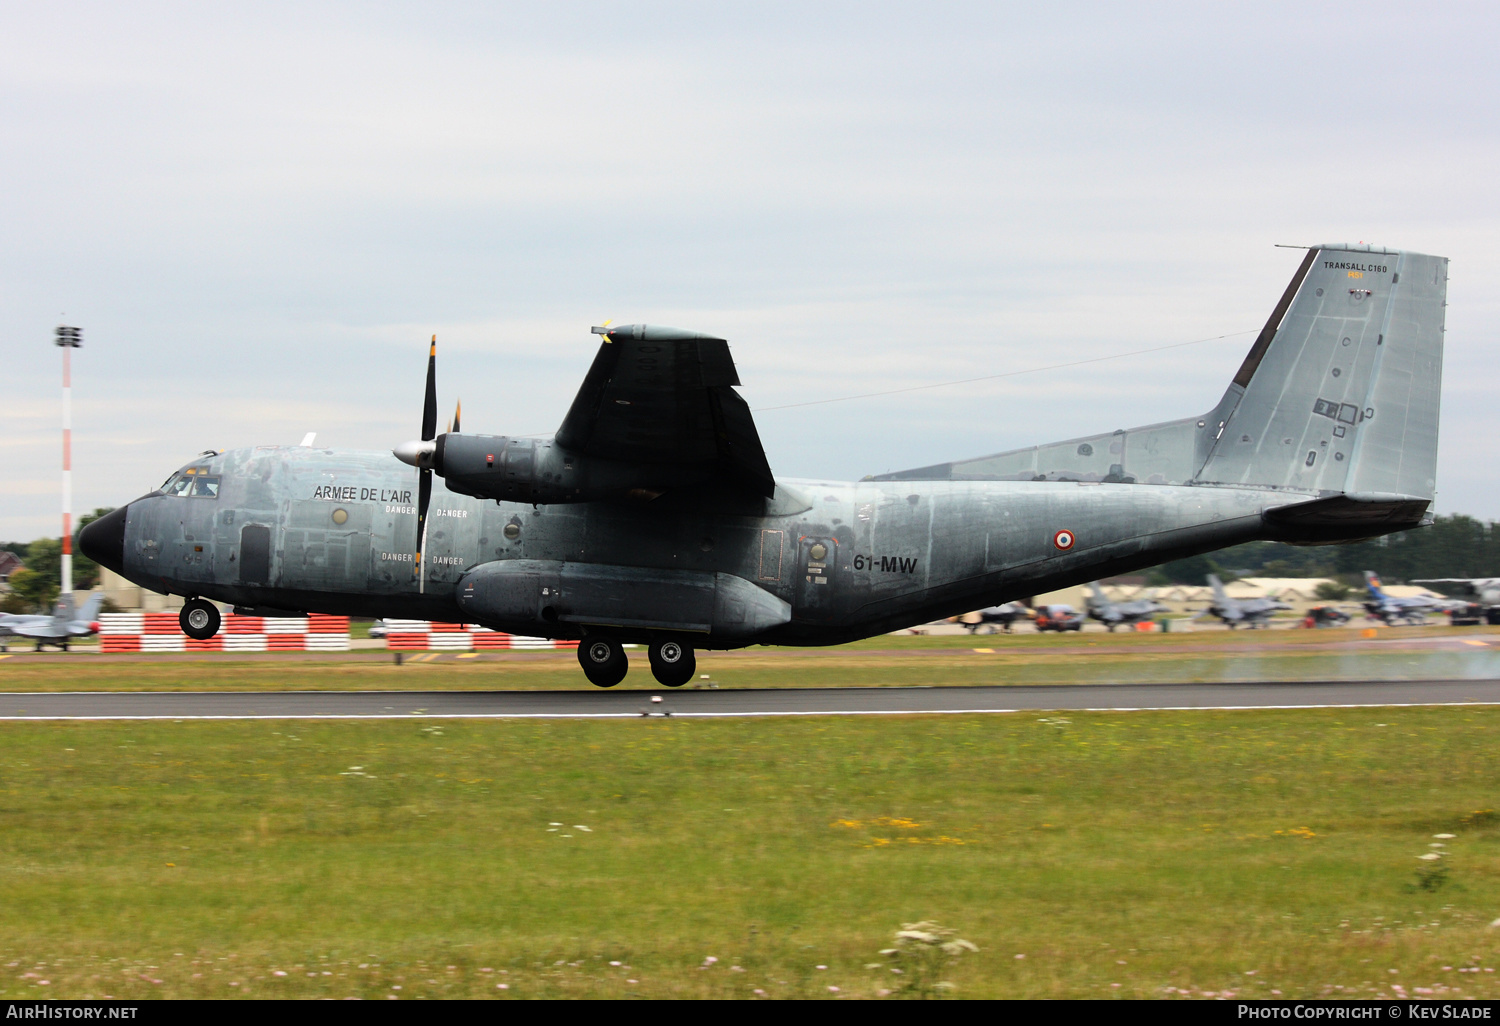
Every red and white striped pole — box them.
[55,325,82,603]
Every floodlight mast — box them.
[55,325,82,602]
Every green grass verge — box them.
[3,707,1499,999]
[4,626,1499,693]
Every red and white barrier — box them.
[383,619,579,651]
[98,612,351,652]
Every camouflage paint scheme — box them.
[82,245,1447,660]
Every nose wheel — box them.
[578,638,628,688]
[179,598,222,640]
[648,640,696,688]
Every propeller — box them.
[392,335,440,592]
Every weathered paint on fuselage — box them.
[112,444,1303,647]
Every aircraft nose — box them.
[79,503,129,575]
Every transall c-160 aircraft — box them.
[80,244,1447,687]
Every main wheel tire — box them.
[179,599,222,641]
[648,640,696,688]
[578,638,628,688]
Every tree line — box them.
[1,509,112,614]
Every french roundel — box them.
[1053,529,1076,551]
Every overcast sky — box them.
[4,2,1498,540]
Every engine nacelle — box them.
[456,559,791,642]
[433,433,716,504]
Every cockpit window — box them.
[162,465,220,498]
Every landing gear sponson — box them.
[577,637,697,688]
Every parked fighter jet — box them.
[1195,574,1293,629]
[1410,577,1500,610]
[0,611,50,650]
[1361,571,1461,625]
[0,593,103,651]
[81,244,1448,687]
[959,602,1029,633]
[1085,582,1167,631]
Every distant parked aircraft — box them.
[959,603,1029,633]
[0,593,103,651]
[1084,582,1167,631]
[1195,574,1291,629]
[1410,577,1500,610]
[1361,571,1462,626]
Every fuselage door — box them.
[240,524,271,586]
[758,529,784,583]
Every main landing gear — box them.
[179,598,221,641]
[578,638,628,688]
[647,639,695,688]
[577,637,697,688]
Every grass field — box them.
[3,625,1499,693]
[3,705,1500,999]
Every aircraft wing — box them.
[9,623,71,639]
[554,325,776,497]
[1412,579,1491,595]
[0,613,49,629]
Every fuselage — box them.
[92,444,1312,648]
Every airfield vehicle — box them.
[1300,605,1351,628]
[1034,604,1085,632]
[81,244,1448,687]
[1447,602,1484,627]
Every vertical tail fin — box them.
[75,593,104,623]
[50,593,75,622]
[1195,245,1447,502]
[1364,570,1386,599]
[1208,574,1230,604]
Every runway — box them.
[3,678,1500,719]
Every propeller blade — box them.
[452,399,461,434]
[416,465,432,591]
[421,335,438,442]
[415,334,437,587]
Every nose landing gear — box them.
[179,598,221,641]
[648,639,695,688]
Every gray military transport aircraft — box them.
[80,244,1447,687]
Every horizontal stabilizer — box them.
[1262,491,1431,543]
